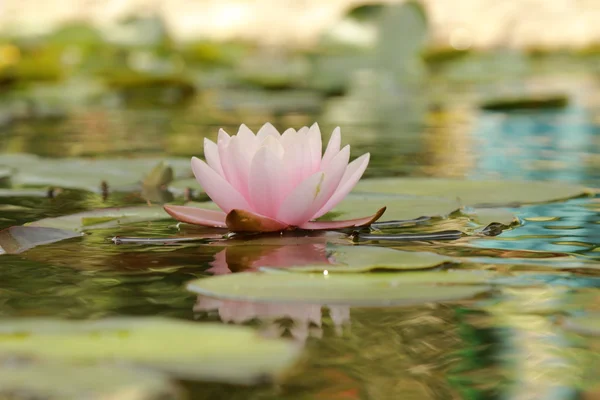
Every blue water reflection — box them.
[472,107,600,185]
[468,106,600,257]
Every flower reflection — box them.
[197,234,349,342]
[194,296,350,343]
[206,236,336,275]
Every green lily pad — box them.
[354,178,590,207]
[0,317,301,384]
[464,208,518,226]
[262,245,455,273]
[324,193,460,221]
[563,315,600,336]
[169,178,205,196]
[27,206,170,231]
[0,188,48,197]
[480,94,568,111]
[0,153,191,193]
[0,226,82,255]
[0,362,182,400]
[0,165,12,184]
[187,271,493,306]
[143,161,174,188]
[375,1,428,77]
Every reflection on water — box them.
[1,71,600,398]
[194,297,350,343]
[473,107,600,185]
[206,238,333,275]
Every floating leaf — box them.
[354,178,590,207]
[143,161,174,188]
[0,317,301,384]
[480,94,568,111]
[375,1,428,77]
[0,154,191,193]
[27,206,170,231]
[0,188,48,197]
[0,226,82,255]
[187,271,493,306]
[262,245,455,273]
[0,165,12,185]
[563,315,600,336]
[464,208,518,226]
[0,361,182,400]
[355,230,464,242]
[169,178,204,196]
[324,193,460,221]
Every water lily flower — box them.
[164,123,385,233]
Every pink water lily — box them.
[164,123,385,233]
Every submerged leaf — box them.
[0,317,301,384]
[187,271,493,306]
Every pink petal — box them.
[299,207,386,230]
[314,153,370,218]
[307,123,322,173]
[218,137,252,199]
[280,128,298,154]
[306,145,349,219]
[280,128,307,189]
[297,126,309,135]
[256,122,280,140]
[226,209,289,233]
[320,127,341,169]
[281,127,316,183]
[203,138,224,177]
[191,157,252,213]
[248,146,286,218]
[217,128,230,145]
[237,124,257,142]
[276,172,325,226]
[164,205,227,228]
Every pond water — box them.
[0,66,599,399]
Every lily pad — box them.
[187,271,493,306]
[0,361,182,400]
[464,208,518,226]
[354,178,590,207]
[0,165,12,185]
[563,314,600,336]
[27,206,170,231]
[0,154,191,193]
[0,317,301,384]
[324,193,460,221]
[0,226,82,255]
[480,94,568,111]
[261,245,455,273]
[169,178,204,196]
[0,188,48,197]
